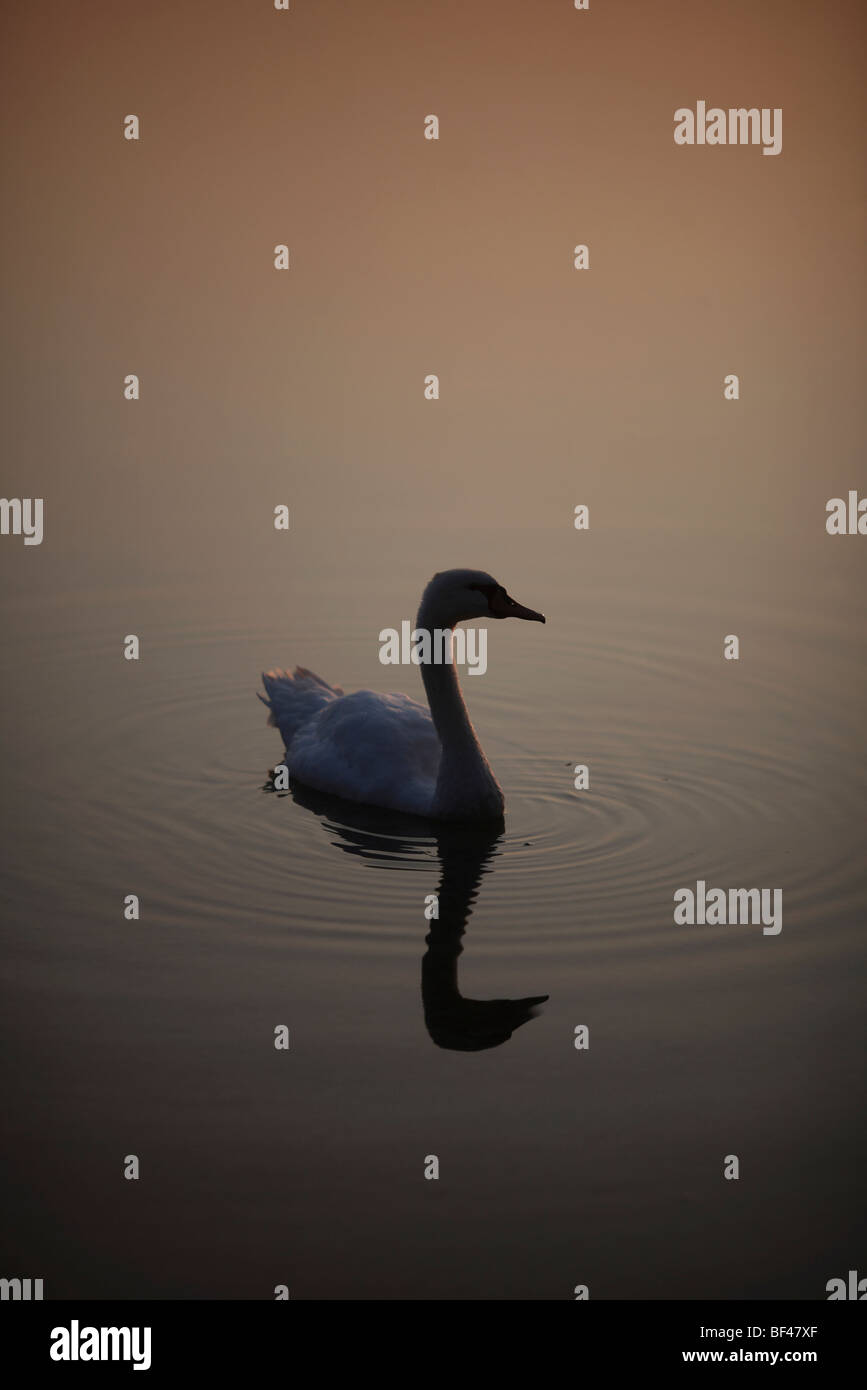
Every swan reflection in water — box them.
[267,774,549,1052]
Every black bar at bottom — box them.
[1,1300,863,1376]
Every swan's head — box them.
[420,569,546,627]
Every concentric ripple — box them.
[7,583,864,967]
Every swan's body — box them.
[259,569,545,821]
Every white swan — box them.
[259,569,545,821]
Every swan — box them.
[259,569,545,821]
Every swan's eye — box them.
[468,581,512,615]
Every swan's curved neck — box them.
[416,596,502,818]
[416,597,478,750]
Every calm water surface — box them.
[1,526,865,1298]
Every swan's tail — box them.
[258,666,343,748]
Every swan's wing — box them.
[259,666,344,746]
[286,690,440,815]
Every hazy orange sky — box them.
[2,0,865,592]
